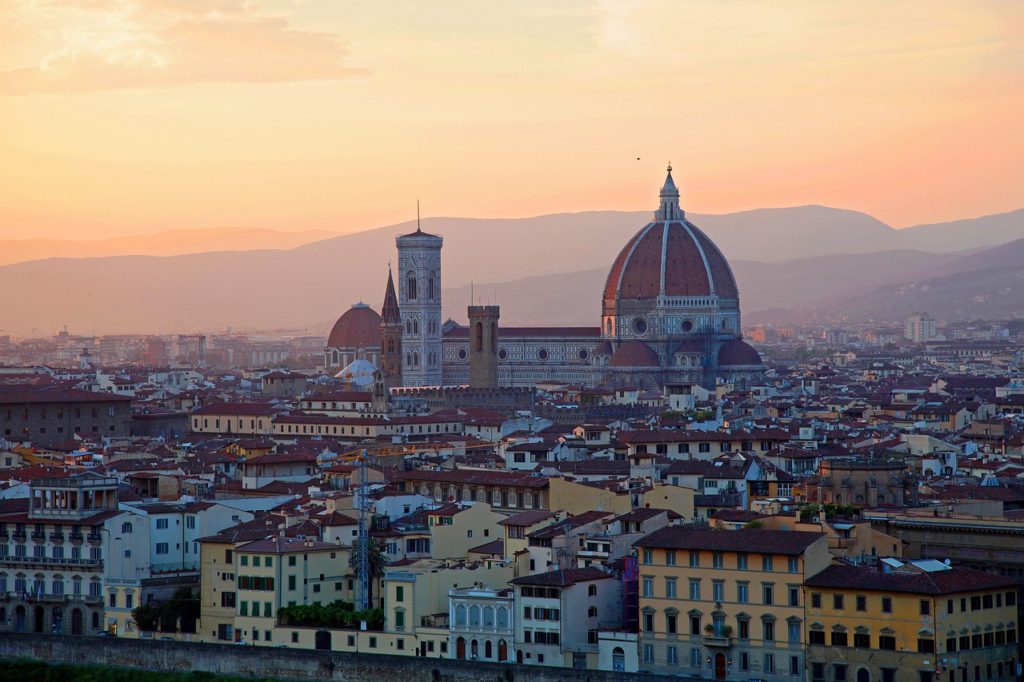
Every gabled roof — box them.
[634,526,824,555]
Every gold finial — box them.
[667,162,672,173]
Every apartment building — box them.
[511,566,623,669]
[633,526,830,680]
[0,473,149,637]
[803,561,1019,682]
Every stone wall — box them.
[0,633,680,682]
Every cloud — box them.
[0,0,365,94]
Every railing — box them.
[702,635,733,647]
[0,555,102,568]
[69,533,84,542]
[50,533,65,542]
[13,531,27,541]
[87,533,102,543]
[30,532,46,541]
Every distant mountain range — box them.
[0,206,1021,335]
[0,227,338,266]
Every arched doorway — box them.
[52,607,63,634]
[33,606,44,633]
[314,629,331,650]
[470,639,479,659]
[14,606,26,632]
[516,649,524,664]
[456,637,466,660]
[498,639,508,662]
[715,653,727,680]
[71,609,83,635]
[858,669,871,682]
[612,646,625,672]
[484,640,492,660]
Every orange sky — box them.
[1,0,1022,240]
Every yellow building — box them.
[232,537,353,645]
[803,562,1019,682]
[634,526,830,680]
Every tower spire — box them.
[655,163,682,221]
[381,265,401,323]
[416,199,421,234]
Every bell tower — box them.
[379,267,403,390]
[396,206,443,386]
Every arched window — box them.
[484,640,492,659]
[483,606,494,627]
[428,272,435,300]
[332,350,339,365]
[455,604,467,626]
[496,606,508,629]
[412,319,419,334]
[407,272,417,300]
[469,605,480,627]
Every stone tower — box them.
[468,305,499,389]
[379,267,403,390]
[396,217,443,386]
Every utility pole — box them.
[356,449,370,612]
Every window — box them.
[920,599,930,616]
[831,630,848,647]
[643,644,654,664]
[788,557,799,573]
[642,577,653,597]
[288,556,296,567]
[788,586,799,607]
[835,664,848,681]
[667,646,678,666]
[666,550,677,566]
[878,634,896,650]
[791,656,801,677]
[155,543,169,555]
[854,632,870,648]
[856,595,867,611]
[762,583,774,605]
[833,594,844,610]
[643,611,654,632]
[689,579,701,600]
[741,652,750,672]
[881,597,892,613]
[763,653,775,674]
[812,663,825,682]
[763,620,775,642]
[665,578,676,599]
[917,638,935,653]
[713,581,724,602]
[811,592,822,608]
[642,549,652,564]
[738,619,750,640]
[736,553,748,570]
[788,621,800,643]
[762,554,774,572]
[691,648,702,668]
[737,582,749,604]
[882,669,896,682]
[809,630,826,645]
[396,586,404,602]
[666,612,677,634]
[690,615,701,635]
[713,552,723,569]
[688,550,698,567]
[241,555,248,566]
[156,518,169,530]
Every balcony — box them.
[12,531,27,542]
[87,533,102,544]
[0,531,8,541]
[69,532,84,543]
[31,531,46,541]
[702,635,733,648]
[50,532,65,543]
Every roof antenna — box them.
[417,199,421,233]
[471,281,475,307]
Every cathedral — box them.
[325,167,765,391]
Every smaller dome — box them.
[334,358,378,387]
[610,340,660,368]
[718,339,762,366]
[327,303,381,349]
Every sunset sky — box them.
[1,0,1022,241]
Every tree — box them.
[348,536,389,608]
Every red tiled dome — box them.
[610,341,660,367]
[603,220,738,306]
[717,339,762,366]
[327,304,381,349]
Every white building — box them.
[511,566,623,668]
[122,501,252,573]
[448,585,515,663]
[905,312,938,343]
